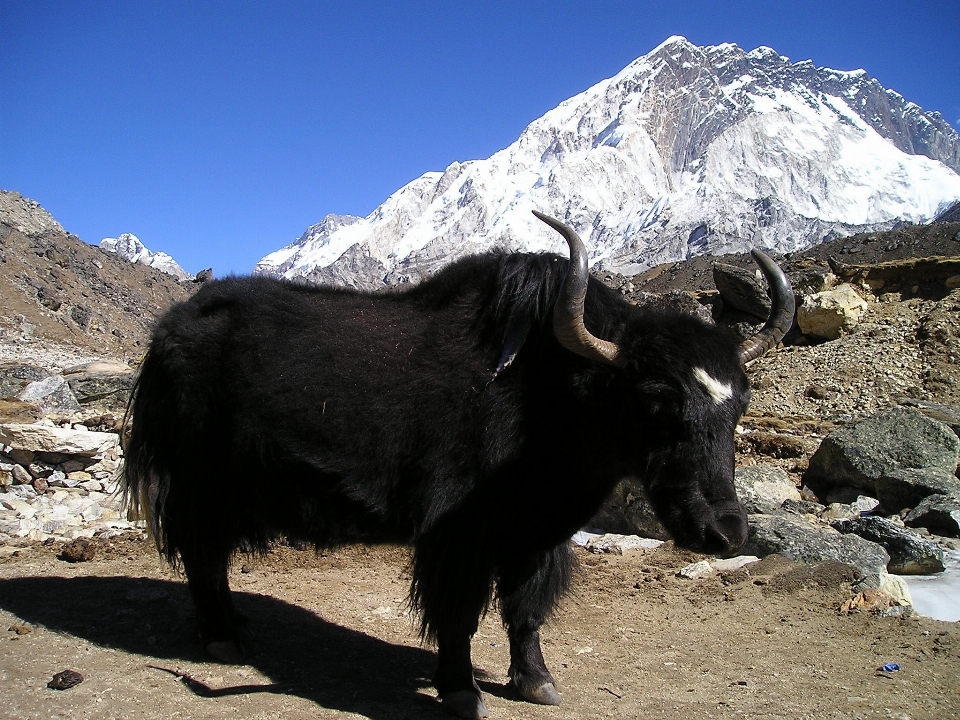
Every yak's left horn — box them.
[533,211,624,367]
[738,250,796,364]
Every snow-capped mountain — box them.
[100,233,192,281]
[256,36,960,290]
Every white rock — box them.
[0,423,119,457]
[711,555,760,572]
[677,560,715,579]
[586,533,664,555]
[1,498,36,517]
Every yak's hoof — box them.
[441,690,489,719]
[519,680,561,705]
[205,639,245,664]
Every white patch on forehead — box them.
[693,367,733,405]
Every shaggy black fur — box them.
[124,249,752,716]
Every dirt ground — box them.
[1,537,958,720]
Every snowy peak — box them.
[100,233,192,281]
[256,37,960,290]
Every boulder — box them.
[0,423,119,457]
[734,465,801,514]
[904,495,960,537]
[797,283,868,340]
[899,399,960,439]
[806,407,959,492]
[589,480,669,540]
[874,468,960,514]
[831,516,945,575]
[744,513,890,577]
[19,375,82,415]
[712,262,771,319]
[63,362,135,411]
[855,572,913,607]
[0,364,51,400]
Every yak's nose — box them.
[702,501,749,557]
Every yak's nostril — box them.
[709,508,749,556]
[702,523,732,556]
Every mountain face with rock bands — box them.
[255,36,960,290]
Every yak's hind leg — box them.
[496,542,573,705]
[177,537,247,663]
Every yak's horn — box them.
[738,250,796,364]
[533,211,623,367]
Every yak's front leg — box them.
[412,530,494,719]
[497,542,573,705]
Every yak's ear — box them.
[490,313,533,382]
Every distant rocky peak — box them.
[100,233,192,281]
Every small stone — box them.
[8,484,38,499]
[27,462,54,479]
[851,496,880,515]
[11,464,31,485]
[47,669,83,690]
[677,560,714,579]
[60,460,85,474]
[32,477,48,494]
[67,471,93,482]
[820,503,860,522]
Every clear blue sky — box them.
[2,0,958,275]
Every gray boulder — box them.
[0,364,51,400]
[904,495,960,537]
[734,465,801,514]
[875,468,960,514]
[63,361,135,411]
[831,516,945,575]
[806,407,959,492]
[589,480,669,540]
[712,262,771,319]
[745,513,889,577]
[19,376,82,415]
[899,399,960,439]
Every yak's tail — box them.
[121,348,176,563]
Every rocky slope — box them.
[0,190,193,367]
[255,36,960,290]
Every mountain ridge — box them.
[255,36,960,290]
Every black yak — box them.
[123,212,794,718]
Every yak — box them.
[123,211,794,719]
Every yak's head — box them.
[534,212,795,557]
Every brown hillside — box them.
[0,193,193,366]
